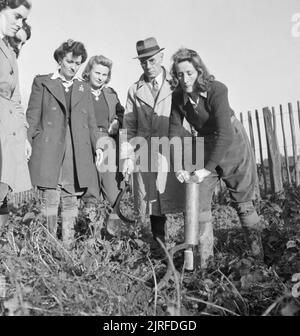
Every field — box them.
[0,186,300,316]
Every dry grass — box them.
[0,186,300,316]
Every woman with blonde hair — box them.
[82,55,124,235]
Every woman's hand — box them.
[95,149,104,171]
[108,119,119,136]
[175,170,190,183]
[190,168,211,183]
[122,158,134,176]
[25,139,32,161]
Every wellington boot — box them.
[46,215,58,237]
[0,214,9,231]
[62,216,76,250]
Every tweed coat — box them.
[26,75,101,199]
[122,68,185,217]
[0,38,31,193]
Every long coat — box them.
[26,75,100,199]
[0,38,31,193]
[123,69,184,217]
[95,86,124,142]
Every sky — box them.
[17,0,300,159]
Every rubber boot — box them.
[198,221,214,269]
[0,214,9,231]
[62,215,76,249]
[45,215,58,237]
[242,226,264,261]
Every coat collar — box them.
[71,79,86,108]
[183,91,208,106]
[42,75,86,111]
[135,67,172,108]
[0,37,16,69]
[102,87,117,122]
[41,76,66,109]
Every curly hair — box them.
[82,55,113,84]
[170,48,215,92]
[53,39,88,64]
[0,0,32,11]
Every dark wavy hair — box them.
[170,48,215,92]
[53,39,88,64]
[0,0,32,11]
[82,55,113,84]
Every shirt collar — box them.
[152,70,163,89]
[51,70,82,82]
[183,91,208,106]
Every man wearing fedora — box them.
[121,37,184,258]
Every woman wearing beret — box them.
[169,48,264,268]
[26,39,102,248]
[82,55,124,235]
[0,0,32,230]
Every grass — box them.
[0,186,300,316]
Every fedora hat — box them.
[134,37,165,59]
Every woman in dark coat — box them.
[26,39,102,248]
[169,48,264,268]
[82,55,124,235]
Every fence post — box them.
[248,111,256,157]
[280,104,291,185]
[240,112,244,125]
[271,106,277,139]
[263,107,283,193]
[297,100,300,129]
[247,110,260,200]
[288,103,299,186]
[255,109,267,194]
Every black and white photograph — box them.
[0,0,300,320]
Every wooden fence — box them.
[239,99,300,195]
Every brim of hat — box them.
[133,48,165,59]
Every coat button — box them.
[13,132,16,136]
[10,69,14,75]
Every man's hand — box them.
[175,170,190,183]
[25,138,32,161]
[190,168,211,183]
[122,158,134,176]
[108,119,119,136]
[95,149,104,171]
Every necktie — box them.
[151,79,159,98]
